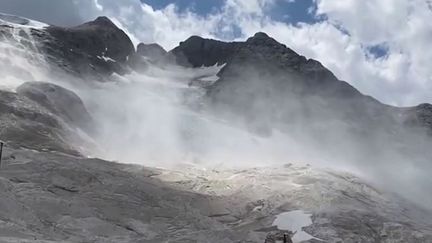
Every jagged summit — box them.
[75,16,118,29]
[246,31,283,46]
[38,16,135,78]
[171,35,239,67]
[172,32,305,70]
[93,16,114,25]
[136,43,168,59]
[170,32,432,135]
[252,31,269,38]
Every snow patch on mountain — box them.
[0,12,48,29]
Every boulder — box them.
[16,82,93,132]
[0,89,78,154]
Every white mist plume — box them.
[0,13,50,91]
[77,64,315,168]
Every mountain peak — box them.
[172,35,238,67]
[252,32,270,38]
[87,16,117,27]
[77,16,116,29]
[246,32,279,45]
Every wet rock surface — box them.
[172,32,432,136]
[0,16,135,80]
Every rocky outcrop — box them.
[136,43,167,62]
[16,82,93,132]
[402,103,432,133]
[172,33,431,138]
[0,89,76,154]
[36,16,135,79]
[171,35,240,67]
[415,104,432,130]
[0,82,94,155]
[128,42,173,71]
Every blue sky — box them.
[141,0,317,25]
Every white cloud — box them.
[313,0,432,105]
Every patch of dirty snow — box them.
[273,210,322,242]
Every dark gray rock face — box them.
[175,33,383,117]
[172,32,432,165]
[171,35,240,67]
[136,43,167,61]
[416,104,432,130]
[36,16,135,79]
[0,89,78,154]
[402,103,432,133]
[0,81,94,155]
[47,17,133,62]
[191,33,393,135]
[16,82,93,133]
[172,33,387,125]
[128,42,173,71]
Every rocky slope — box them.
[1,148,432,242]
[0,82,92,155]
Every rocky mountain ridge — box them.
[172,32,429,132]
[3,14,429,135]
[171,31,432,169]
